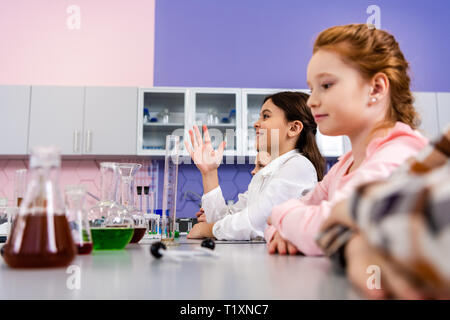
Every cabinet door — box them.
[84,87,137,155]
[437,92,450,133]
[28,86,84,155]
[0,86,31,154]
[413,92,439,139]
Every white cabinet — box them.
[0,86,31,154]
[437,92,450,133]
[190,88,241,156]
[29,86,138,156]
[413,92,439,139]
[28,86,84,155]
[137,87,189,156]
[84,87,138,155]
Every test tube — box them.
[136,186,143,212]
[149,190,155,214]
[161,135,180,242]
[143,186,150,213]
[13,169,27,207]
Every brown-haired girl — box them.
[185,91,324,240]
[266,24,429,255]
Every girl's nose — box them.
[254,119,260,129]
[307,93,319,109]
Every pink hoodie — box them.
[264,122,429,256]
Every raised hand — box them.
[184,125,226,175]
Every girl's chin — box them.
[255,143,269,153]
[317,124,340,136]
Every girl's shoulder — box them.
[281,151,318,176]
[367,122,429,157]
[282,151,314,166]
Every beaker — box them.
[65,185,92,255]
[117,163,146,243]
[0,198,8,239]
[89,162,134,251]
[13,169,27,207]
[161,135,180,242]
[2,146,76,268]
[160,108,170,124]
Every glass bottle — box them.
[116,163,146,243]
[65,185,92,255]
[89,162,134,251]
[14,169,27,207]
[160,108,170,124]
[2,147,76,268]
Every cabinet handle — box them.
[73,130,80,153]
[86,130,92,153]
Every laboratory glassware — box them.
[161,135,180,242]
[0,198,8,242]
[159,108,170,124]
[65,185,92,255]
[13,169,27,207]
[2,146,76,268]
[89,162,134,251]
[116,163,146,243]
[137,186,143,212]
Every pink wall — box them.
[0,159,103,208]
[0,1,156,207]
[0,159,157,209]
[0,0,155,86]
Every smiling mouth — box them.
[314,114,329,121]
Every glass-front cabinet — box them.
[137,87,348,158]
[137,87,189,156]
[189,88,242,156]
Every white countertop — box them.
[0,237,361,299]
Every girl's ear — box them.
[369,72,389,105]
[288,120,303,138]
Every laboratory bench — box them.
[0,236,361,300]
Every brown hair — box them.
[264,91,325,181]
[313,23,419,130]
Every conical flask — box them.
[65,185,92,255]
[2,147,76,268]
[89,162,134,251]
[116,163,146,243]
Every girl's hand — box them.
[195,208,206,222]
[268,231,299,255]
[345,234,426,300]
[185,125,226,175]
[187,222,215,239]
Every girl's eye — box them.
[322,83,333,90]
[263,114,269,120]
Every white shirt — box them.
[201,150,318,240]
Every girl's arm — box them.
[270,136,428,256]
[214,156,318,240]
[201,187,249,223]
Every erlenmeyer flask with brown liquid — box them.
[2,147,76,268]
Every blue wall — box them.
[152,1,450,218]
[154,0,450,92]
